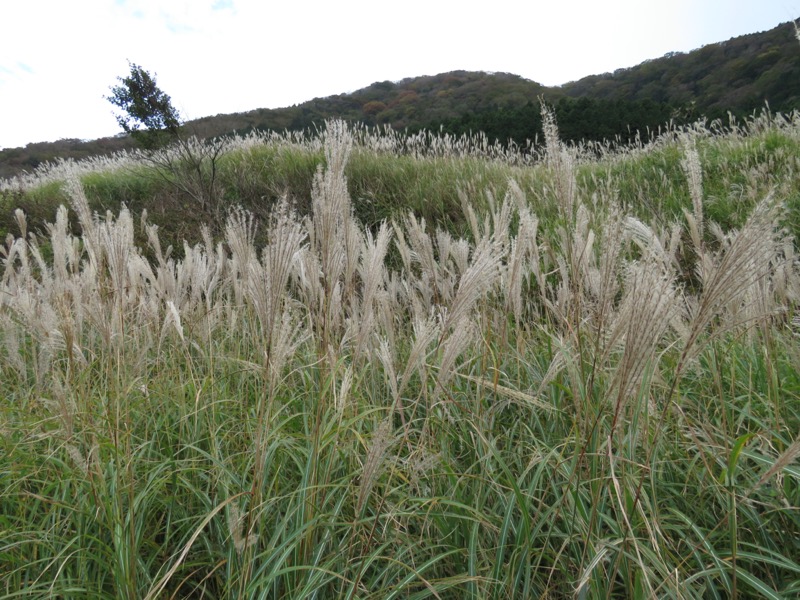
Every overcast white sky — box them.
[0,0,796,149]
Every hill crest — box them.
[1,19,798,179]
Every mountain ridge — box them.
[1,19,797,179]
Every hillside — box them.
[2,114,799,598]
[560,19,800,116]
[1,19,798,180]
[193,20,800,139]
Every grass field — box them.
[1,110,799,598]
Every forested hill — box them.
[2,19,798,179]
[560,19,800,116]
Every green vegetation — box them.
[107,62,183,151]
[1,112,798,598]
[562,21,800,118]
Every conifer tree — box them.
[107,62,181,149]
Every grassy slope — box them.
[4,114,800,250]
[1,116,799,598]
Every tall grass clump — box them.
[1,115,799,598]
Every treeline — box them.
[562,21,800,115]
[426,97,681,148]
[0,136,132,180]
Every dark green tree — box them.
[106,62,224,214]
[107,62,182,149]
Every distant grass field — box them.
[1,113,799,598]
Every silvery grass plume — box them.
[395,213,452,310]
[166,235,227,342]
[334,364,354,415]
[624,216,682,272]
[679,132,719,307]
[226,205,258,310]
[61,180,132,349]
[541,101,577,223]
[374,310,439,431]
[773,236,800,305]
[46,205,82,285]
[707,212,792,339]
[2,239,65,387]
[63,177,101,278]
[302,120,363,358]
[42,375,100,479]
[9,214,86,378]
[0,153,139,193]
[544,203,596,332]
[398,314,440,401]
[460,187,515,250]
[394,201,504,398]
[682,192,786,361]
[435,316,477,399]
[311,120,355,289]
[376,336,399,405]
[402,445,441,496]
[502,182,541,329]
[395,189,511,351]
[243,206,311,519]
[624,216,688,342]
[96,205,135,305]
[586,205,625,340]
[546,202,628,355]
[85,210,139,348]
[351,222,392,365]
[245,202,306,376]
[58,179,202,362]
[605,254,679,431]
[0,313,26,379]
[749,436,800,496]
[227,501,258,556]
[356,416,397,515]
[441,235,503,334]
[374,283,400,357]
[680,133,705,249]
